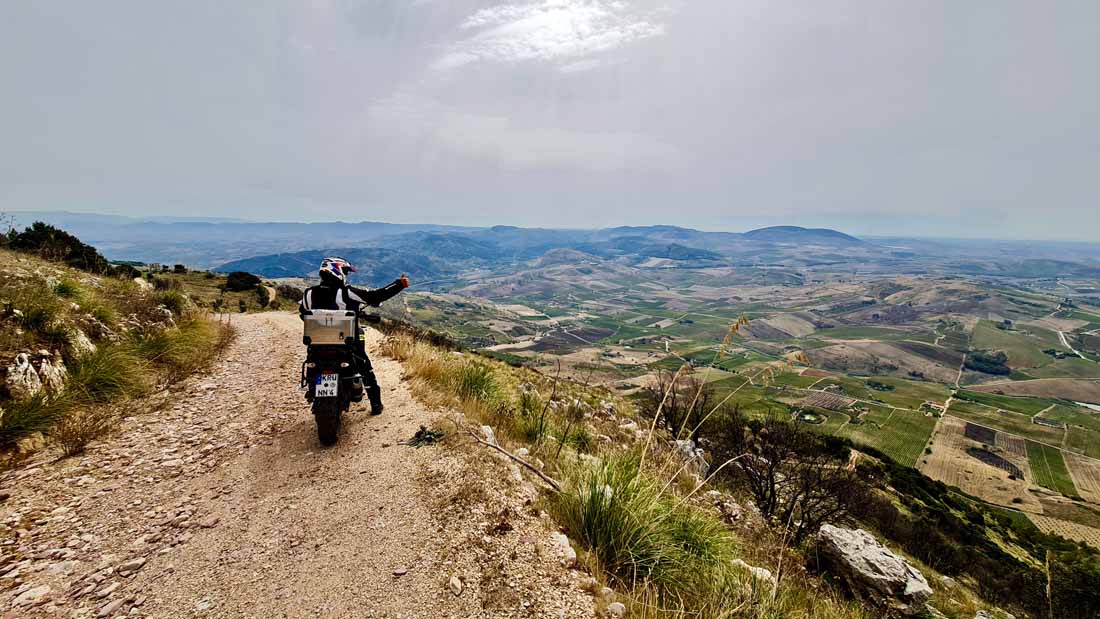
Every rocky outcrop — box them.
[673,439,710,478]
[817,524,932,615]
[68,328,97,356]
[6,353,43,399]
[731,558,776,588]
[37,354,68,394]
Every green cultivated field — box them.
[971,320,1061,369]
[948,401,1065,444]
[1065,426,1100,459]
[811,375,948,411]
[1026,440,1079,497]
[810,406,935,467]
[955,389,1056,415]
[838,407,936,467]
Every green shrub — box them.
[153,277,182,291]
[550,453,736,597]
[54,278,81,298]
[133,317,231,376]
[224,271,261,292]
[154,290,188,316]
[455,363,498,402]
[7,222,110,273]
[67,346,150,403]
[10,280,65,333]
[0,394,72,447]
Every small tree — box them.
[707,409,869,543]
[7,222,111,273]
[641,369,712,442]
[238,299,247,313]
[224,271,261,292]
[173,264,187,274]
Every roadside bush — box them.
[133,317,232,377]
[50,405,117,457]
[67,346,150,403]
[455,363,498,402]
[0,394,71,448]
[224,271,261,292]
[277,284,303,302]
[154,290,189,317]
[152,277,182,291]
[550,453,743,607]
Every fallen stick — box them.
[465,428,562,493]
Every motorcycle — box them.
[300,309,374,445]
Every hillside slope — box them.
[0,315,592,618]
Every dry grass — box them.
[381,331,879,619]
[50,405,118,457]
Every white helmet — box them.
[319,256,356,285]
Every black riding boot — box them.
[357,353,384,415]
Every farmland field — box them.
[1026,440,1079,498]
[1027,513,1100,549]
[835,406,936,467]
[947,402,1064,445]
[1065,426,1100,459]
[371,248,1100,547]
[971,320,1057,368]
[1066,453,1100,503]
[971,378,1100,405]
[919,417,1040,511]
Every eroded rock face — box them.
[38,354,68,394]
[673,439,710,478]
[817,524,932,615]
[69,328,97,356]
[6,352,43,399]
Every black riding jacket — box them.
[298,279,404,317]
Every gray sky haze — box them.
[2,1,1097,240]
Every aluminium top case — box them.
[302,310,357,346]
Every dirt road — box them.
[1059,330,1089,360]
[1,313,591,618]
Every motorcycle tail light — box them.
[340,362,350,368]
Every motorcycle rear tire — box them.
[313,398,341,446]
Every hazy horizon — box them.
[3,2,1098,241]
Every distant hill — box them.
[742,226,864,245]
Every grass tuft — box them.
[132,316,233,377]
[455,362,498,402]
[67,346,151,402]
[50,405,117,457]
[551,452,736,595]
[0,395,71,448]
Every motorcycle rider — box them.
[298,257,409,415]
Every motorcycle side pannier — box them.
[303,310,357,346]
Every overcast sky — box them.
[2,1,1097,240]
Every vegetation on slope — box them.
[0,225,234,457]
[380,316,1100,619]
[380,326,968,618]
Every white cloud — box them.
[368,95,684,173]
[433,0,665,70]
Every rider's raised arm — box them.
[346,278,407,307]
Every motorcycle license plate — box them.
[315,372,339,398]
